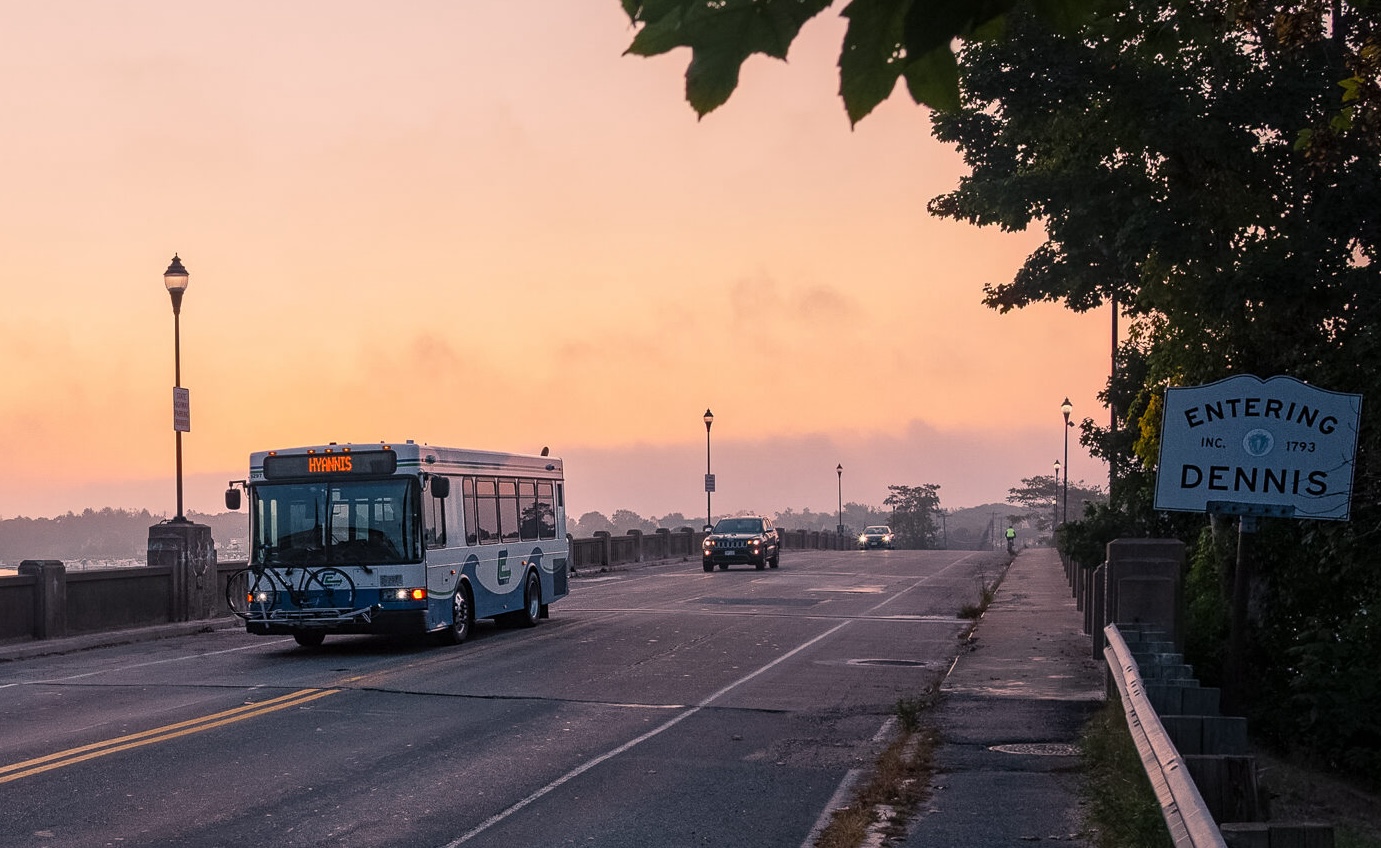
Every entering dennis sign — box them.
[1155,375,1363,520]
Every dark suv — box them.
[702,516,780,571]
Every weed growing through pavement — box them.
[813,699,939,848]
[958,578,997,619]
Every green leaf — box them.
[1329,105,1354,132]
[839,0,909,125]
[624,0,832,116]
[902,44,961,111]
[686,46,745,116]
[1339,75,1362,103]
[625,8,687,56]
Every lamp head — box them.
[164,254,189,313]
[1061,397,1072,422]
[164,254,189,294]
[704,409,714,430]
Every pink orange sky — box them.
[1,2,1110,524]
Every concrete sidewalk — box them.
[902,546,1107,846]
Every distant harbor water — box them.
[1,543,245,577]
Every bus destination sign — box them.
[1154,374,1362,520]
[263,449,398,480]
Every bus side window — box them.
[443,476,463,549]
[476,478,499,544]
[463,476,478,546]
[499,478,520,543]
[519,479,539,541]
[537,480,556,540]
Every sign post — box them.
[1155,374,1362,712]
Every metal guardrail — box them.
[1103,623,1226,848]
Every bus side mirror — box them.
[430,476,450,499]
[225,488,242,511]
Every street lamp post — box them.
[165,255,190,522]
[1053,459,1062,534]
[148,253,214,624]
[1061,397,1073,526]
[703,409,714,531]
[836,464,843,536]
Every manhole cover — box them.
[989,743,1080,756]
[847,658,928,668]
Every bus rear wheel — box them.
[501,571,541,628]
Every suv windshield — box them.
[713,518,765,534]
[251,480,422,566]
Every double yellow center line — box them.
[0,688,339,785]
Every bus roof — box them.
[248,441,563,480]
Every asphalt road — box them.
[0,548,1009,848]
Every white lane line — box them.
[439,618,854,847]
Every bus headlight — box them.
[380,588,426,602]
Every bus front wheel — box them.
[439,584,473,645]
[293,631,326,648]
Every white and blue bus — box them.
[224,441,569,647]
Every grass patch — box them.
[812,700,940,848]
[958,579,997,619]
[1078,699,1173,848]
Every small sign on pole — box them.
[1154,374,1361,520]
[704,473,716,493]
[173,386,191,433]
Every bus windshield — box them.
[251,479,422,566]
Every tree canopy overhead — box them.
[618,0,1381,777]
[619,0,1101,123]
[924,0,1380,773]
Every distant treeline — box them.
[569,500,1018,551]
